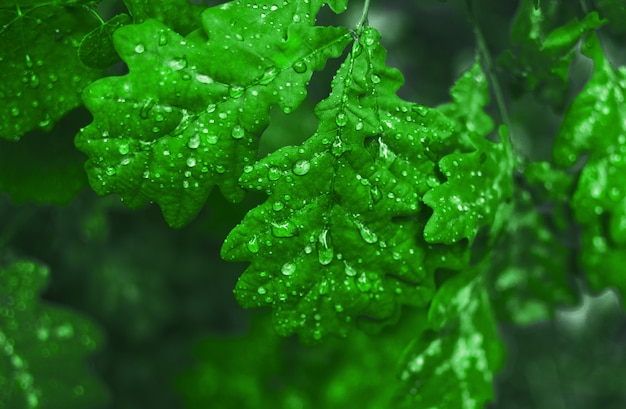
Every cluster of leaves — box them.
[2,0,626,408]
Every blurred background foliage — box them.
[2,0,626,408]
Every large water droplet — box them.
[272,201,284,211]
[356,272,372,292]
[281,262,296,276]
[187,157,196,167]
[317,229,334,265]
[260,66,279,84]
[335,111,348,127]
[187,134,200,149]
[246,236,260,254]
[105,167,116,176]
[293,60,307,73]
[207,134,218,144]
[292,159,310,176]
[344,261,357,277]
[170,56,188,71]
[134,44,145,54]
[229,85,245,98]
[140,98,155,119]
[355,221,378,244]
[231,125,245,139]
[271,220,297,238]
[118,143,130,155]
[268,166,281,181]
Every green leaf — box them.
[76,2,351,228]
[0,259,108,408]
[122,0,204,36]
[553,33,626,308]
[423,62,514,244]
[78,13,131,69]
[397,270,504,409]
[0,4,101,139]
[0,111,88,204]
[222,27,469,343]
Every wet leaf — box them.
[423,62,514,244]
[76,3,350,228]
[0,4,101,139]
[397,270,503,409]
[0,260,108,408]
[222,27,469,343]
[552,33,626,307]
[78,13,131,69]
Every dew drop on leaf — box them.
[268,166,281,181]
[292,159,310,176]
[207,134,218,144]
[10,107,20,117]
[260,66,279,84]
[344,261,357,277]
[186,157,196,167]
[170,57,188,71]
[281,262,296,276]
[118,143,130,155]
[272,201,284,211]
[293,60,307,73]
[356,272,372,292]
[158,32,168,46]
[187,134,200,149]
[355,221,378,244]
[105,167,116,176]
[335,111,348,127]
[246,236,260,254]
[371,74,381,84]
[231,125,245,139]
[206,104,216,113]
[317,229,334,265]
[271,220,297,238]
[134,44,145,54]
[229,85,245,98]
[140,98,155,119]
[257,286,267,295]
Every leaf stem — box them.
[356,0,371,30]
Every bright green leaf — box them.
[0,260,108,408]
[78,13,131,69]
[423,62,514,244]
[76,2,351,227]
[222,27,469,343]
[0,4,101,139]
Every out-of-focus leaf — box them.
[78,13,131,69]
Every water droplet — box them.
[260,66,279,84]
[158,32,168,46]
[170,57,187,71]
[207,134,218,144]
[231,125,245,139]
[257,286,267,295]
[29,74,39,88]
[272,201,284,211]
[134,44,145,54]
[229,85,245,98]
[356,272,372,292]
[105,167,116,176]
[206,104,216,113]
[362,29,376,47]
[10,107,19,117]
[271,220,297,238]
[293,60,307,73]
[140,98,155,119]
[187,134,200,149]
[247,236,260,254]
[292,159,310,176]
[281,262,296,276]
[268,166,281,181]
[344,261,357,277]
[415,105,429,117]
[118,143,130,155]
[317,229,334,265]
[355,221,378,243]
[187,157,196,167]
[355,121,363,131]
[335,111,348,127]
[371,74,381,84]
[25,54,33,68]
